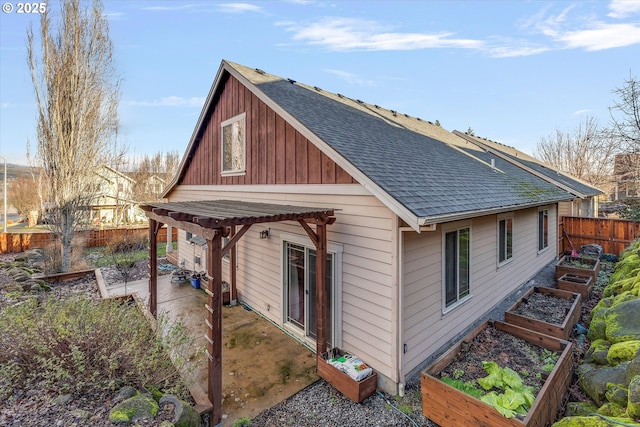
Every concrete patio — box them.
[99,272,319,425]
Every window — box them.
[498,216,513,265]
[444,227,470,309]
[538,209,549,251]
[221,113,246,175]
[186,231,193,241]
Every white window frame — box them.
[442,222,472,313]
[221,113,246,176]
[497,213,514,267]
[280,232,343,349]
[538,208,549,253]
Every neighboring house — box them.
[92,165,137,225]
[612,153,640,201]
[159,60,602,395]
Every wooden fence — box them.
[0,226,177,254]
[560,216,640,256]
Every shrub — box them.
[0,294,191,399]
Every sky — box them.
[1,0,639,167]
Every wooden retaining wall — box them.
[560,216,640,257]
[0,226,177,254]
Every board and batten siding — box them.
[178,74,356,187]
[401,205,558,378]
[168,185,398,381]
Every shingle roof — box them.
[452,131,603,198]
[250,74,571,221]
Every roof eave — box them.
[417,197,573,227]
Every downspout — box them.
[395,219,405,396]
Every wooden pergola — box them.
[141,200,335,427]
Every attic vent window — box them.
[255,68,265,74]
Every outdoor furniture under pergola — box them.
[142,200,335,427]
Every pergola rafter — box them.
[142,200,335,427]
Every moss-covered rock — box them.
[605,299,640,343]
[605,382,629,407]
[564,401,599,417]
[627,350,640,385]
[588,300,613,342]
[596,401,626,417]
[629,375,640,420]
[109,395,159,424]
[158,395,201,427]
[579,362,629,405]
[552,415,640,426]
[608,341,640,365]
[585,339,611,365]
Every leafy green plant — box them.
[453,368,465,379]
[476,361,535,418]
[440,377,484,398]
[233,417,252,427]
[540,349,559,373]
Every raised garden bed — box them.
[555,255,600,283]
[317,349,377,403]
[421,320,573,427]
[504,287,582,340]
[557,273,593,298]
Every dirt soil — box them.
[509,290,574,324]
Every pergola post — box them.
[205,231,223,427]
[229,226,237,303]
[148,219,161,317]
[315,219,328,357]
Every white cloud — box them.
[142,4,197,11]
[128,96,205,107]
[558,22,640,50]
[608,0,640,19]
[216,3,264,14]
[279,17,483,52]
[324,69,375,87]
[572,109,590,116]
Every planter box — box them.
[555,255,600,283]
[504,286,582,340]
[421,320,573,427]
[557,273,593,298]
[317,349,377,403]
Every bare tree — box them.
[7,171,40,221]
[609,72,640,151]
[535,116,617,188]
[129,150,180,203]
[27,0,122,272]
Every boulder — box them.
[579,362,629,405]
[604,383,628,407]
[109,395,158,424]
[116,386,138,401]
[158,394,201,427]
[552,415,639,426]
[627,349,640,384]
[585,339,610,365]
[607,341,640,365]
[605,299,640,343]
[564,401,599,417]
[629,375,640,420]
[596,402,626,417]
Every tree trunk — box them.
[60,209,73,272]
